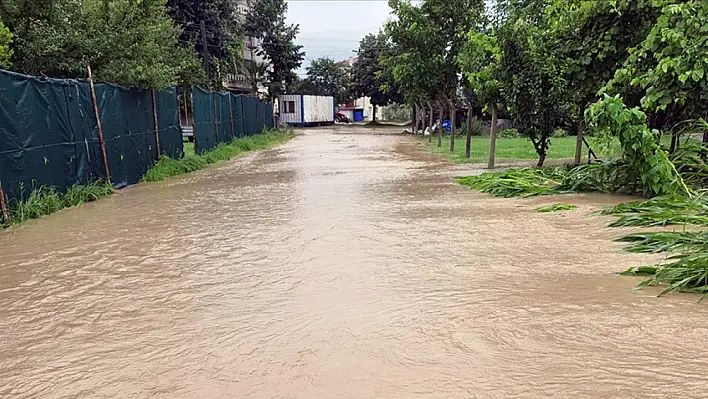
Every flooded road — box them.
[2,126,708,398]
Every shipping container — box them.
[278,94,335,126]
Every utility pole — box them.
[200,20,211,82]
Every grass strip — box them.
[143,129,295,182]
[1,181,114,229]
[1,129,294,230]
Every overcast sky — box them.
[286,0,394,74]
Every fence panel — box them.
[156,87,184,159]
[244,96,257,136]
[192,86,218,153]
[217,93,233,143]
[0,69,191,204]
[232,95,244,137]
[89,84,158,188]
[0,70,92,202]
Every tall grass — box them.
[143,129,295,182]
[457,168,570,198]
[617,231,708,254]
[1,181,114,229]
[536,203,577,213]
[600,193,708,227]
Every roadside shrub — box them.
[499,128,519,138]
[553,129,568,138]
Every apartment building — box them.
[225,0,269,95]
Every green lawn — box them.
[427,134,678,164]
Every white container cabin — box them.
[278,94,335,126]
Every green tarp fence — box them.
[0,68,182,202]
[191,87,275,152]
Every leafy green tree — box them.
[0,21,11,68]
[385,0,449,140]
[245,0,305,98]
[497,17,569,166]
[458,31,503,164]
[349,32,403,122]
[1,0,202,89]
[300,57,352,103]
[550,0,664,163]
[167,0,243,88]
[604,0,708,149]
[386,0,483,146]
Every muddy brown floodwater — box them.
[2,126,708,398]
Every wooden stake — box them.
[228,94,235,139]
[212,94,219,143]
[177,90,184,126]
[465,100,473,159]
[488,105,498,169]
[152,89,161,159]
[87,64,111,183]
[0,182,9,224]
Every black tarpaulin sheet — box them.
[242,96,257,136]
[88,83,157,188]
[0,70,93,202]
[0,68,187,203]
[156,87,184,159]
[232,95,244,138]
[192,86,218,153]
[216,93,233,143]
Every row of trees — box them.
[357,0,708,166]
[0,0,305,98]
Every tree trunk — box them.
[537,150,547,167]
[412,105,418,135]
[428,102,434,143]
[488,105,498,168]
[465,108,473,158]
[437,104,444,147]
[575,113,585,165]
[372,104,377,123]
[449,100,455,153]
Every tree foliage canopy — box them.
[245,0,305,97]
[298,57,351,103]
[348,32,403,108]
[605,0,708,123]
[0,20,11,68]
[0,0,203,89]
[166,0,243,88]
